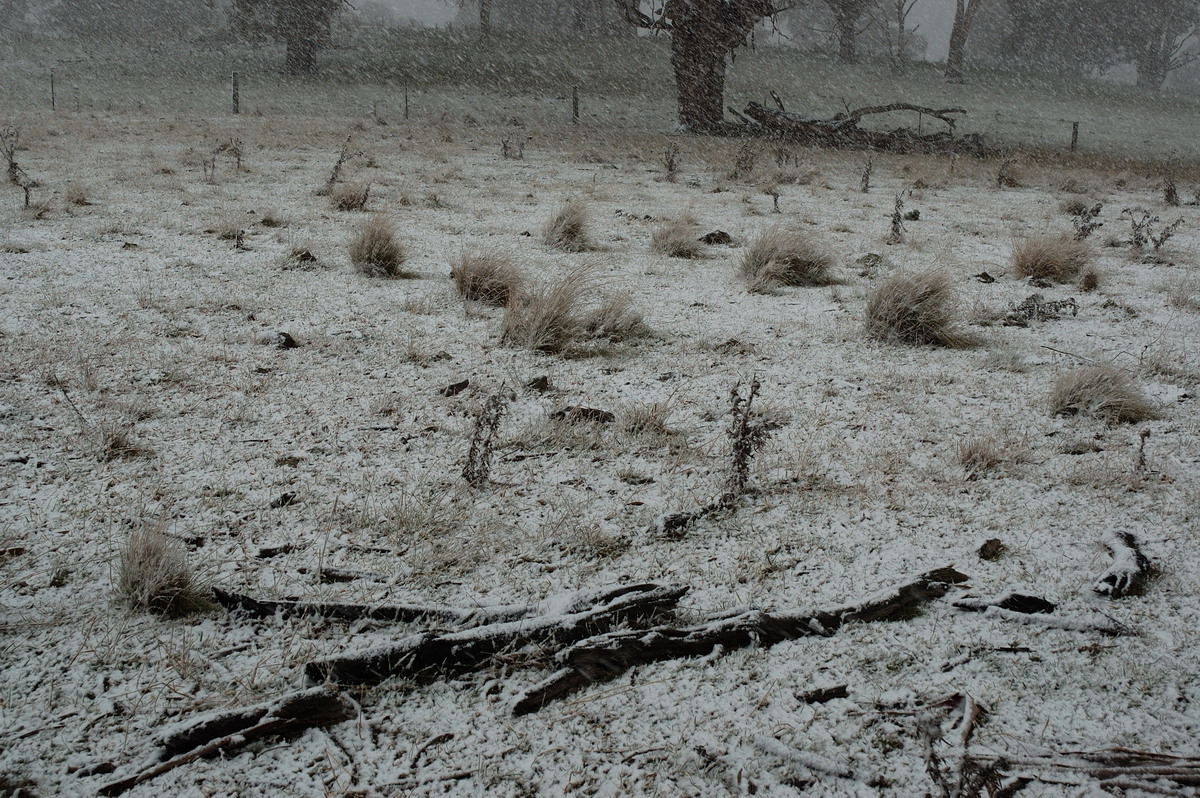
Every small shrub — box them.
[450,250,523,306]
[739,227,836,293]
[651,218,702,259]
[542,199,591,252]
[1049,365,1156,424]
[1077,265,1101,292]
[864,270,970,347]
[349,216,411,278]
[116,524,211,617]
[1012,234,1091,282]
[331,181,371,211]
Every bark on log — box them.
[307,583,688,686]
[967,746,1200,793]
[513,567,967,714]
[1094,532,1153,598]
[99,687,355,796]
[739,102,993,157]
[213,586,530,627]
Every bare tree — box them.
[1125,0,1200,91]
[233,0,348,75]
[614,0,786,131]
[944,0,986,82]
[888,0,921,69]
[820,0,874,63]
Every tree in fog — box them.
[233,0,347,75]
[818,0,874,63]
[944,0,985,82]
[614,0,782,131]
[886,0,921,70]
[1121,0,1200,91]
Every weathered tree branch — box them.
[1094,532,1153,598]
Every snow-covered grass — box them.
[1,57,1200,795]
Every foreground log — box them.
[1094,532,1153,598]
[99,687,355,796]
[213,587,531,627]
[740,101,994,157]
[513,567,967,715]
[307,583,688,686]
[967,746,1200,793]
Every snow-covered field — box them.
[2,82,1200,796]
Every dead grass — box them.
[864,270,971,347]
[542,199,591,252]
[1049,365,1156,423]
[501,267,646,353]
[650,217,702,259]
[957,434,1029,479]
[349,215,411,278]
[331,181,371,211]
[739,227,836,293]
[450,250,523,306]
[65,183,91,206]
[1167,275,1200,311]
[1012,234,1092,282]
[115,524,211,617]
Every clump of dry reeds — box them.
[1049,365,1156,424]
[864,270,970,347]
[116,524,211,617]
[501,268,646,353]
[1012,234,1091,282]
[450,250,523,306]
[349,216,411,278]
[331,181,371,211]
[542,199,591,252]
[651,218,702,259]
[739,227,836,293]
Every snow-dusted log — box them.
[739,102,994,156]
[213,586,531,627]
[1094,532,1153,598]
[307,583,688,686]
[513,567,967,715]
[967,746,1200,792]
[99,687,355,796]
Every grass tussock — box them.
[739,227,835,293]
[116,524,211,617]
[349,216,411,278]
[1049,365,1156,424]
[65,183,91,206]
[864,270,971,347]
[450,250,523,306]
[651,218,702,259]
[331,181,371,211]
[1012,234,1092,282]
[501,268,647,353]
[542,199,591,252]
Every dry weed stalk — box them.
[349,216,411,278]
[450,250,523,305]
[1050,365,1156,424]
[860,155,874,193]
[662,142,681,181]
[542,199,591,252]
[887,192,906,244]
[116,523,211,617]
[320,133,360,195]
[1012,234,1091,282]
[865,270,970,347]
[1071,202,1103,240]
[2,126,21,185]
[463,392,509,488]
[1121,208,1183,250]
[723,379,771,503]
[740,227,836,293]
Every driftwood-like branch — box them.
[307,583,688,686]
[100,687,355,796]
[740,102,993,156]
[513,567,967,714]
[1094,532,1153,598]
[968,746,1200,793]
[213,586,529,627]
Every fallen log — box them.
[740,102,994,157]
[967,746,1200,793]
[307,583,688,686]
[1094,532,1153,598]
[512,567,967,714]
[99,687,355,796]
[213,586,530,627]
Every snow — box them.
[1,81,1199,796]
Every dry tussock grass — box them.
[331,181,371,211]
[1049,365,1156,423]
[650,217,702,259]
[501,268,646,353]
[116,524,211,617]
[349,216,411,278]
[542,199,591,252]
[1012,234,1092,282]
[739,227,836,293]
[864,270,971,347]
[450,250,523,306]
[1167,275,1200,311]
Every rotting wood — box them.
[213,586,516,626]
[512,567,967,715]
[307,583,688,686]
[99,687,354,796]
[1094,532,1153,598]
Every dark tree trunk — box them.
[480,0,492,38]
[284,33,318,75]
[834,8,858,63]
[1135,56,1169,91]
[944,0,983,82]
[671,19,728,130]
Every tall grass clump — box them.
[542,199,591,252]
[739,227,835,293]
[450,250,523,306]
[116,524,211,617]
[349,215,411,278]
[865,270,970,347]
[1012,234,1091,282]
[651,217,702,259]
[1049,365,1156,424]
[501,268,646,353]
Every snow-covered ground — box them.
[2,96,1199,796]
